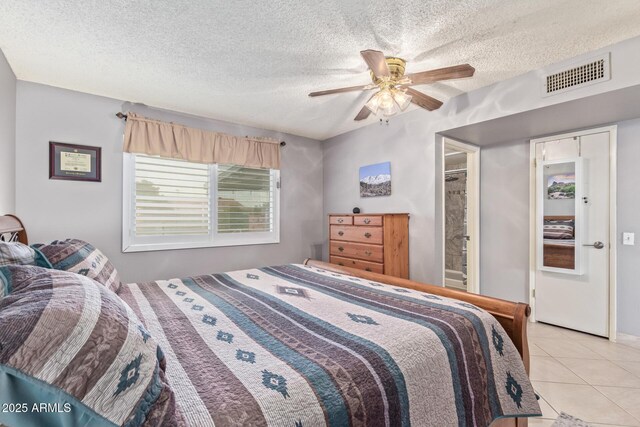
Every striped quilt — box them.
[0,265,181,427]
[118,264,541,427]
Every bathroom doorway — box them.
[443,138,480,293]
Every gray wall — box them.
[15,81,324,282]
[0,49,16,213]
[479,140,530,303]
[324,113,640,336]
[616,118,640,337]
[477,119,640,336]
[322,116,439,283]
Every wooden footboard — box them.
[304,260,531,427]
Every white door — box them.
[532,129,613,337]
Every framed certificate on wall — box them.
[49,142,101,182]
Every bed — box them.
[0,215,541,427]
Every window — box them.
[123,154,279,252]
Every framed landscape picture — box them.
[360,162,391,197]
[49,141,101,182]
[547,172,575,199]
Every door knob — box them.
[583,241,605,249]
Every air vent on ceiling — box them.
[543,53,610,96]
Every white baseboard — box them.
[616,332,640,349]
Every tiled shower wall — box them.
[445,162,467,272]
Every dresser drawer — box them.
[353,215,382,226]
[329,215,353,225]
[330,225,383,244]
[330,256,384,274]
[330,241,383,263]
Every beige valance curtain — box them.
[123,112,281,169]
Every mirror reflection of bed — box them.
[543,215,575,269]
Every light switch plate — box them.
[623,232,635,246]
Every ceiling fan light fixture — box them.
[381,103,397,117]
[391,88,412,111]
[377,88,395,110]
[364,94,380,114]
[365,87,411,117]
[365,88,396,115]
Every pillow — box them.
[543,223,574,239]
[33,239,121,293]
[0,241,51,268]
[0,265,183,427]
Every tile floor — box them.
[527,321,640,426]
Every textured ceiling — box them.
[1,1,640,140]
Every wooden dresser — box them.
[328,213,409,279]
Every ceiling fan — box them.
[309,50,475,121]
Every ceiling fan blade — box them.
[406,88,443,111]
[360,49,390,78]
[405,64,475,85]
[308,84,369,97]
[354,105,372,121]
[354,92,377,121]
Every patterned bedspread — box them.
[118,264,541,427]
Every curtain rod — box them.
[115,112,286,147]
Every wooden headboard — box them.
[0,215,28,244]
[544,215,574,221]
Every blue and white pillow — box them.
[32,239,121,293]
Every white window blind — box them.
[123,154,280,252]
[217,165,274,234]
[134,156,210,236]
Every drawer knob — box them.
[365,267,372,272]
[364,250,372,256]
[338,231,344,236]
[338,246,344,252]
[338,262,344,266]
[364,218,371,224]
[364,232,372,238]
[337,218,344,223]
